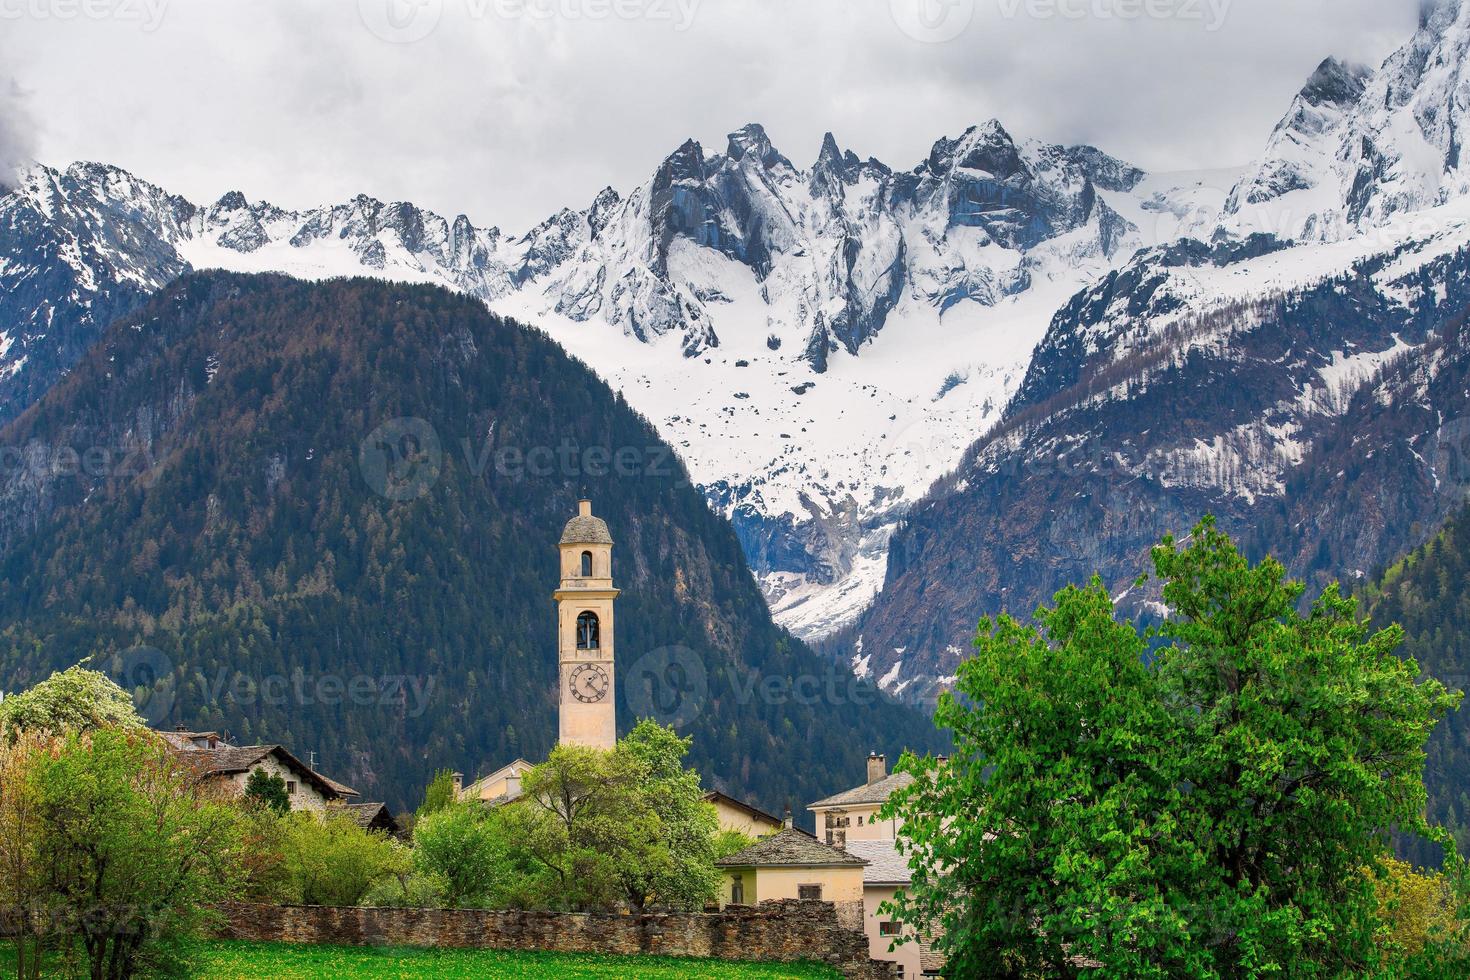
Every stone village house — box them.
[714,753,944,979]
[161,727,402,835]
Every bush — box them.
[273,810,409,906]
[411,803,516,908]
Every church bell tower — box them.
[555,499,619,750]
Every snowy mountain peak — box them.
[726,122,792,171]
[926,120,1027,180]
[1300,57,1373,109]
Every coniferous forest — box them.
[0,271,944,813]
[1365,505,1470,864]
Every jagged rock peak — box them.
[726,123,791,170]
[1300,57,1373,108]
[214,190,250,211]
[927,120,1028,180]
[654,138,707,188]
[815,131,844,168]
[1422,0,1465,32]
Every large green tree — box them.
[885,519,1460,977]
[504,742,663,912]
[618,719,721,911]
[28,728,244,980]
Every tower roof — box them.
[560,500,613,545]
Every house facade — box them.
[714,821,868,929]
[808,754,946,979]
[161,728,398,827]
[703,790,784,838]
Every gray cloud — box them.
[0,75,35,188]
[0,0,1421,229]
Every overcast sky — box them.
[0,0,1420,231]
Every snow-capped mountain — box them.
[10,1,1470,658]
[835,0,1470,697]
[0,121,1207,639]
[1222,0,1470,243]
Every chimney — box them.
[867,752,887,785]
[451,771,464,799]
[782,805,793,830]
[505,774,522,799]
[578,499,592,517]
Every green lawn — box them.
[1,941,844,979]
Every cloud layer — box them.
[0,0,1419,229]
[0,74,35,187]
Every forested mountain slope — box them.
[0,271,943,813]
[1365,506,1470,863]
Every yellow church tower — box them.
[555,499,619,750]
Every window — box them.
[581,551,593,577]
[576,611,600,650]
[285,780,297,795]
[880,921,902,937]
[798,884,822,901]
[730,875,744,905]
[857,815,864,826]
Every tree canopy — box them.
[0,666,142,742]
[884,518,1463,977]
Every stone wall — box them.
[217,899,900,979]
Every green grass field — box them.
[0,941,844,979]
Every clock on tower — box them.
[554,499,619,750]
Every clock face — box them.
[569,663,610,703]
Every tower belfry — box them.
[555,499,619,750]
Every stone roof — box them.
[702,790,784,829]
[344,802,401,835]
[560,514,613,545]
[180,744,357,801]
[809,771,915,809]
[715,827,868,869]
[844,839,913,885]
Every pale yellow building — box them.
[809,753,914,846]
[457,759,534,804]
[715,822,868,930]
[703,790,784,838]
[808,754,947,978]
